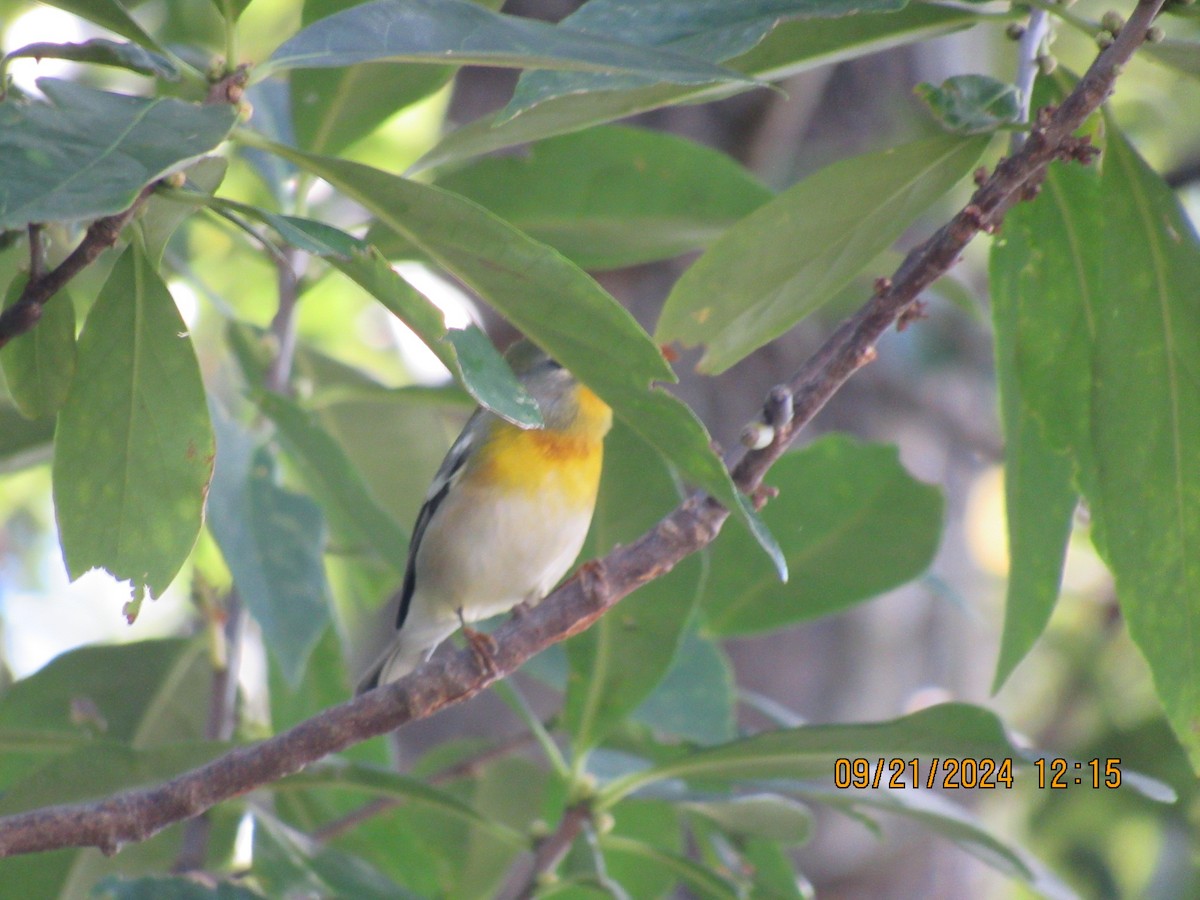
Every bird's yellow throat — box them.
[475,385,611,501]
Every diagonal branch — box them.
[0,184,158,351]
[0,0,1166,860]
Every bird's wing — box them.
[395,409,486,629]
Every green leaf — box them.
[684,794,813,844]
[251,812,412,900]
[657,134,989,373]
[286,0,505,156]
[999,167,1101,468]
[273,760,522,843]
[261,0,754,89]
[915,74,1024,134]
[632,631,736,745]
[5,39,178,79]
[0,400,55,472]
[0,637,218,873]
[1,274,76,419]
[426,125,773,270]
[37,0,164,51]
[987,165,1093,691]
[216,204,367,257]
[207,414,331,687]
[702,436,943,635]
[0,400,56,472]
[291,63,451,156]
[599,835,739,899]
[503,0,907,119]
[572,800,680,898]
[0,79,237,229]
[1091,127,1200,772]
[241,136,785,574]
[254,391,409,569]
[411,3,980,173]
[1143,39,1200,80]
[455,758,550,897]
[266,627,363,745]
[93,875,266,899]
[0,740,224,817]
[597,702,1022,805]
[137,156,228,265]
[52,244,214,600]
[0,639,208,788]
[739,839,806,898]
[564,423,702,752]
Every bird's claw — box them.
[462,626,498,675]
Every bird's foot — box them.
[462,626,498,675]
[457,608,498,675]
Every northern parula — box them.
[356,339,612,694]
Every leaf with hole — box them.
[916,74,1024,134]
[52,244,213,601]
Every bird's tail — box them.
[354,635,429,696]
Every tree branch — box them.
[0,184,158,351]
[0,0,1165,860]
[502,802,592,900]
[173,592,245,873]
[26,223,44,281]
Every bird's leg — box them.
[458,607,498,675]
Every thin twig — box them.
[0,0,1166,860]
[0,184,157,350]
[500,802,591,900]
[1013,9,1051,153]
[264,247,300,394]
[26,224,44,281]
[173,593,246,872]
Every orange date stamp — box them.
[834,757,1125,790]
[834,757,1015,789]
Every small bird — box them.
[356,339,612,694]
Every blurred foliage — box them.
[0,0,1198,897]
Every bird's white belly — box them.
[414,482,593,624]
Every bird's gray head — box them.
[504,339,588,431]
